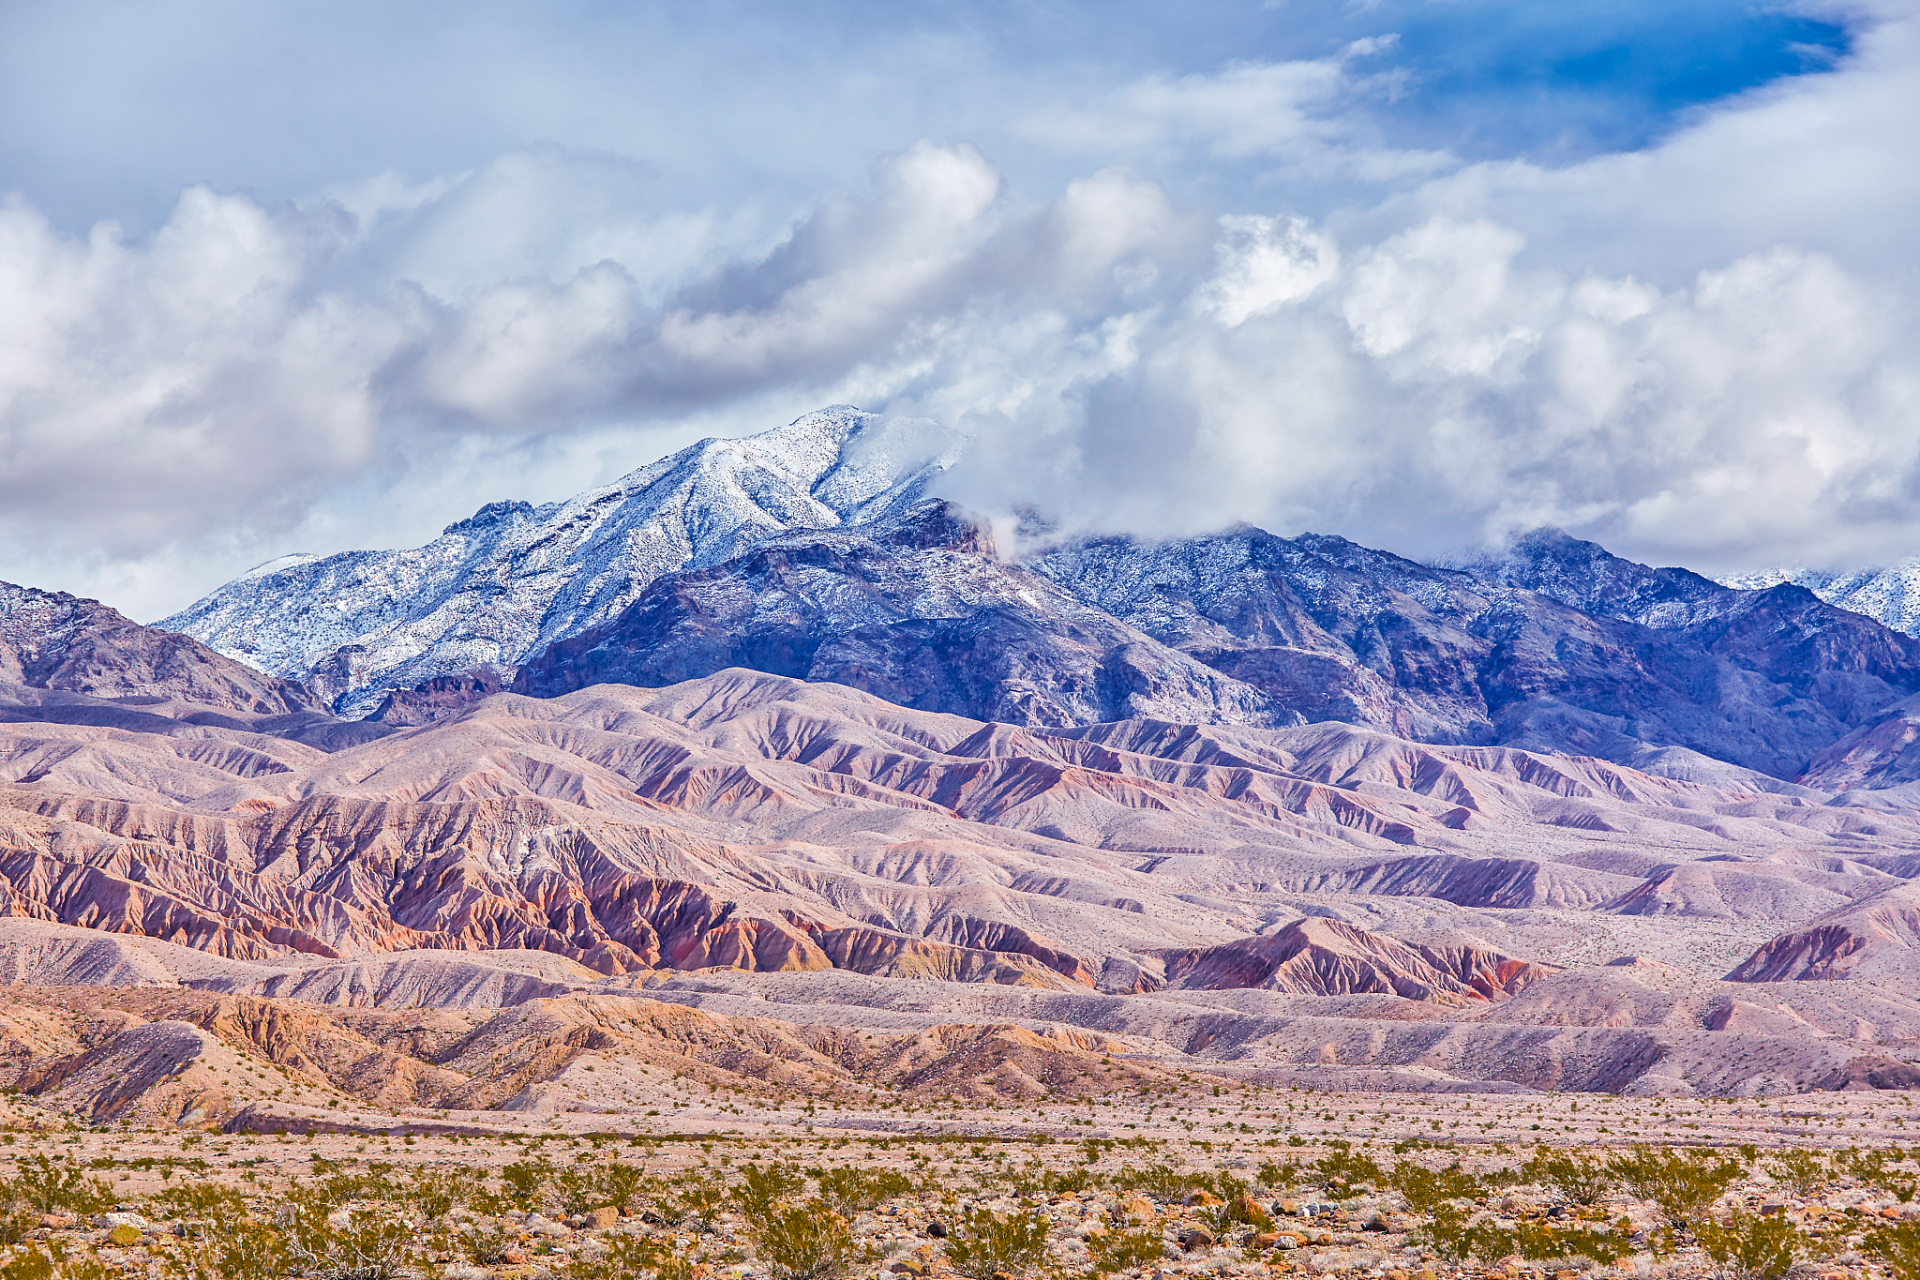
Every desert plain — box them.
[4,1047,1920,1280]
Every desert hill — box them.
[3,666,1920,1117]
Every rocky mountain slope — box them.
[1034,527,1920,780]
[515,506,1920,780]
[1725,560,1920,637]
[2,581,318,716]
[158,407,953,717]
[514,501,1281,730]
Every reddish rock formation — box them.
[1727,881,1920,982]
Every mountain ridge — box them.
[156,406,956,717]
[1724,561,1920,637]
[150,406,1920,787]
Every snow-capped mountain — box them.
[158,407,955,716]
[1721,561,1920,637]
[514,499,1286,730]
[159,402,1920,782]
[1027,525,1920,778]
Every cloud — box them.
[0,186,421,553]
[1,4,1917,621]
[1199,215,1340,327]
[1018,42,1452,187]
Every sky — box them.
[1,0,1915,620]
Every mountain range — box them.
[153,407,1920,791]
[7,405,1920,1120]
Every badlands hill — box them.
[5,663,1920,1121]
[2,580,318,717]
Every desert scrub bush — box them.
[1255,1160,1300,1191]
[0,1242,111,1280]
[1696,1209,1803,1280]
[156,1217,289,1280]
[1009,1159,1093,1199]
[735,1162,805,1218]
[1213,1172,1252,1202]
[745,1200,863,1280]
[555,1160,648,1215]
[564,1232,688,1280]
[1205,1182,1271,1236]
[1117,1164,1206,1205]
[9,1156,115,1216]
[1088,1226,1167,1275]
[147,1183,248,1224]
[1312,1147,1384,1198]
[1766,1150,1827,1199]
[0,1180,35,1247]
[1610,1146,1746,1234]
[279,1183,421,1280]
[500,1156,558,1209]
[402,1166,462,1220]
[944,1207,1051,1280]
[1524,1151,1616,1206]
[675,1174,727,1234]
[1512,1218,1636,1265]
[812,1167,914,1219]
[1846,1148,1917,1202]
[1423,1205,1515,1266]
[1390,1161,1482,1216]
[1042,1166,1095,1196]
[1865,1220,1920,1280]
[310,1172,387,1206]
[460,1219,514,1267]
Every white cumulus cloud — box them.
[3,5,1920,618]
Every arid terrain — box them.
[2,1083,1919,1280]
[8,663,1920,1126]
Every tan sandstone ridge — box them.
[4,668,1920,1118]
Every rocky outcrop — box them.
[1157,918,1552,1005]
[370,670,509,726]
[1,581,317,715]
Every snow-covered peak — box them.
[1721,559,1920,637]
[156,406,951,716]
